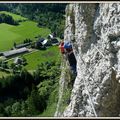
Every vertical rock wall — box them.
[60,3,120,117]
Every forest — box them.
[0,13,18,25]
[0,61,61,117]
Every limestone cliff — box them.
[55,3,120,117]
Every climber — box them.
[64,41,77,76]
[59,41,65,54]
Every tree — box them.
[11,102,21,116]
[3,3,67,37]
[0,103,6,116]
[0,13,18,25]
[10,63,16,74]
[0,59,61,117]
[26,88,41,115]
[20,69,34,91]
[14,42,16,48]
[17,64,22,72]
[5,105,12,117]
[22,57,27,66]
[1,61,8,69]
[20,101,28,117]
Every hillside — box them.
[0,3,67,38]
[0,3,63,117]
[0,11,50,51]
[0,10,60,75]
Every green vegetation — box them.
[0,71,11,78]
[11,21,50,40]
[0,23,20,51]
[1,3,66,38]
[56,62,74,114]
[0,3,66,117]
[0,11,27,21]
[0,61,61,117]
[0,21,50,51]
[7,46,59,70]
[59,87,72,113]
[0,13,18,25]
[39,85,59,117]
[24,46,59,70]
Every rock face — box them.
[57,3,120,117]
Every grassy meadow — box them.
[23,46,60,70]
[0,11,51,52]
[0,21,51,52]
[0,11,60,77]
[8,46,60,70]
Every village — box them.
[0,32,60,74]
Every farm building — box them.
[3,47,29,58]
[15,43,31,49]
[39,38,45,43]
[36,38,52,49]
[51,38,59,45]
[41,39,51,46]
[36,38,45,45]
[47,33,59,45]
[36,38,45,49]
[48,32,56,39]
[48,34,54,39]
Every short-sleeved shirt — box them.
[59,42,65,54]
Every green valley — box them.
[0,3,66,117]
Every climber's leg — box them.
[70,64,77,76]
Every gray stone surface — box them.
[56,3,120,117]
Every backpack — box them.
[64,41,72,49]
